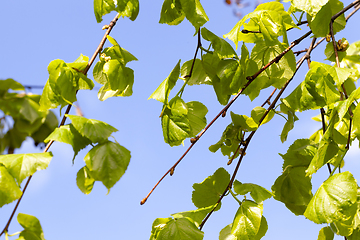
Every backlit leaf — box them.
[201,28,237,59]
[67,115,118,143]
[192,167,230,208]
[318,226,334,240]
[0,165,22,207]
[17,213,45,240]
[231,200,263,239]
[76,166,95,195]
[156,217,204,240]
[180,0,208,30]
[0,152,53,185]
[233,181,273,203]
[149,60,180,103]
[304,172,357,224]
[186,101,207,136]
[84,141,130,190]
[159,0,185,25]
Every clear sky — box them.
[1,1,360,240]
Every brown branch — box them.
[141,28,312,205]
[261,88,276,107]
[0,13,121,237]
[183,30,201,79]
[199,36,318,230]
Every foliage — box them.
[1,0,360,239]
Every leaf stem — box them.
[0,13,121,237]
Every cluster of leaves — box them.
[147,0,360,239]
[0,1,139,238]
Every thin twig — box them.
[141,29,313,205]
[0,13,121,237]
[261,88,276,107]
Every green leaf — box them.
[0,152,53,185]
[116,0,139,21]
[0,165,22,207]
[307,0,346,37]
[233,181,273,203]
[281,138,317,170]
[0,79,24,95]
[171,205,214,227]
[45,124,92,162]
[348,228,360,240]
[94,0,116,23]
[150,217,172,240]
[219,216,267,240]
[304,172,357,224]
[230,112,258,132]
[103,60,134,96]
[161,97,191,146]
[306,110,340,176]
[325,40,347,63]
[84,141,130,190]
[192,167,230,208]
[282,62,340,112]
[179,0,208,30]
[272,167,313,215]
[201,28,237,59]
[17,213,45,240]
[244,39,296,100]
[341,40,360,73]
[67,115,118,143]
[279,103,299,143]
[159,0,185,25]
[76,166,95,195]
[31,110,59,145]
[290,0,329,16]
[231,200,263,239]
[209,122,242,159]
[180,59,211,85]
[156,217,204,240]
[224,2,297,48]
[251,106,275,125]
[318,226,334,240]
[186,101,207,136]
[149,60,180,103]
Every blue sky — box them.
[1,1,360,239]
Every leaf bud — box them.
[326,34,331,42]
[222,111,226,117]
[190,137,198,144]
[104,56,111,62]
[170,167,175,176]
[102,25,110,30]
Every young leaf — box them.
[179,0,208,30]
[272,167,313,215]
[290,0,329,16]
[304,171,357,224]
[116,0,139,21]
[45,124,92,161]
[231,200,263,239]
[159,0,185,25]
[233,180,273,203]
[318,226,334,240]
[219,216,267,240]
[0,152,53,185]
[209,122,242,159]
[186,101,207,136]
[17,213,45,240]
[201,28,237,59]
[171,205,214,227]
[161,97,191,146]
[84,141,130,190]
[224,2,297,48]
[103,60,134,96]
[279,103,298,143]
[67,115,118,143]
[230,111,258,132]
[0,165,22,207]
[155,217,204,240]
[149,60,180,103]
[76,166,95,195]
[94,0,116,23]
[180,59,211,85]
[281,138,317,170]
[307,0,346,37]
[251,107,275,125]
[150,217,172,240]
[192,167,230,209]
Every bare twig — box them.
[0,13,121,237]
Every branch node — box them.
[246,76,254,81]
[170,167,175,176]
